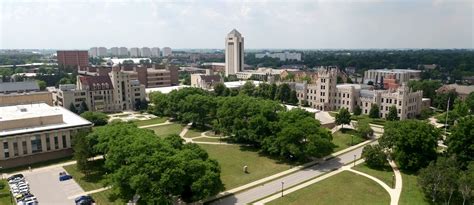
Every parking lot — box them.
[22,166,84,204]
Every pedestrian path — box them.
[68,186,111,199]
[138,120,172,128]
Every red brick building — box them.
[57,50,89,70]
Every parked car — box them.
[7,174,24,181]
[75,195,95,205]
[59,171,73,181]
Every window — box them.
[343,93,345,98]
[13,142,18,157]
[347,94,350,98]
[46,135,51,151]
[3,142,9,158]
[22,141,27,155]
[54,136,59,149]
[398,109,401,114]
[31,135,42,153]
[62,133,67,148]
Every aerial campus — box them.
[0,1,473,205]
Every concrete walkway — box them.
[138,120,172,129]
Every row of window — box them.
[3,133,68,159]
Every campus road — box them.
[210,141,377,205]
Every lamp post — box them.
[281,181,284,197]
[392,174,395,188]
[353,154,356,167]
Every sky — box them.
[0,0,473,49]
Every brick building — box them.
[57,50,89,70]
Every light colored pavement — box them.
[24,166,84,204]
[68,186,111,199]
[388,160,403,205]
[209,140,378,205]
[138,120,172,128]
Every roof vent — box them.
[20,108,27,112]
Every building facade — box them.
[130,47,140,57]
[225,29,244,77]
[255,52,301,61]
[57,50,89,69]
[363,69,421,85]
[294,67,424,120]
[141,47,152,57]
[152,47,161,57]
[119,47,129,56]
[162,47,172,57]
[109,47,119,56]
[52,68,146,112]
[0,103,92,168]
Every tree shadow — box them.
[83,159,107,184]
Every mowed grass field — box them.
[268,171,390,205]
[198,144,293,190]
[133,117,168,127]
[146,123,184,138]
[331,128,365,152]
[399,172,429,205]
[90,189,124,205]
[354,162,395,188]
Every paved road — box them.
[210,141,376,205]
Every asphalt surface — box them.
[210,141,375,205]
[23,166,84,205]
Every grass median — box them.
[267,171,390,205]
[146,123,184,138]
[332,128,365,152]
[133,117,168,127]
[353,162,394,188]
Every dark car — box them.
[59,171,73,181]
[75,195,94,205]
[8,174,24,181]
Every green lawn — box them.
[63,159,107,191]
[198,144,293,190]
[183,127,208,138]
[351,115,386,126]
[146,124,184,138]
[399,172,429,205]
[268,171,390,205]
[134,117,168,127]
[90,189,124,205]
[331,128,365,152]
[0,180,13,205]
[354,163,394,188]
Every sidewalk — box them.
[138,120,172,129]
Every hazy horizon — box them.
[1,0,473,50]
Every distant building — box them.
[202,62,226,74]
[293,67,424,120]
[152,47,161,57]
[436,84,474,100]
[363,69,421,85]
[89,47,98,57]
[162,47,172,57]
[235,67,284,81]
[109,47,119,56]
[118,47,128,56]
[225,29,244,77]
[106,58,151,66]
[0,81,52,106]
[141,47,152,57]
[52,68,146,112]
[130,47,140,57]
[0,103,92,168]
[179,67,207,75]
[121,64,179,88]
[255,51,301,61]
[191,70,222,90]
[57,50,89,70]
[97,47,107,57]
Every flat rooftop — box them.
[368,69,421,73]
[0,103,92,137]
[146,85,190,94]
[224,81,261,89]
[336,83,373,90]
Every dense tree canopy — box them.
[335,108,351,129]
[369,104,380,118]
[447,115,474,167]
[386,105,399,121]
[80,111,109,126]
[362,145,387,169]
[381,120,440,171]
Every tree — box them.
[337,76,343,84]
[80,111,109,126]
[288,90,298,105]
[458,162,474,205]
[353,105,362,116]
[275,83,291,103]
[418,157,459,204]
[465,92,474,114]
[408,80,442,102]
[36,80,46,90]
[335,108,351,129]
[148,92,169,116]
[381,120,440,171]
[72,130,93,174]
[434,91,457,111]
[356,119,373,139]
[213,82,226,96]
[79,101,89,114]
[58,77,72,85]
[453,98,469,118]
[180,94,216,127]
[418,108,433,120]
[69,102,78,114]
[369,104,380,118]
[362,145,387,169]
[240,81,256,96]
[447,115,474,167]
[14,67,25,74]
[386,105,399,121]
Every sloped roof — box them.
[79,76,113,91]
[228,29,242,37]
[200,75,221,83]
[0,81,39,93]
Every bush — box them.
[356,120,373,139]
[362,145,387,169]
[80,111,109,126]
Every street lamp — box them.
[281,181,284,197]
[392,174,395,188]
[353,154,356,167]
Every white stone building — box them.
[162,47,172,57]
[363,69,421,85]
[130,47,140,57]
[141,47,152,57]
[225,29,244,77]
[152,47,161,57]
